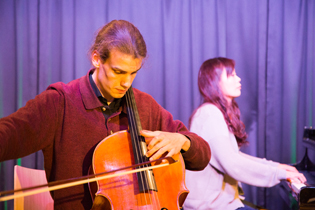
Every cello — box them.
[90,86,189,209]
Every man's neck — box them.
[92,71,112,105]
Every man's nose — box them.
[121,75,133,87]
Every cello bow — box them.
[0,157,176,202]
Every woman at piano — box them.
[183,57,307,210]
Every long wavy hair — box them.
[190,57,248,147]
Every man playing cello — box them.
[0,20,210,209]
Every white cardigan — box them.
[184,103,286,210]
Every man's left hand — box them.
[140,130,191,161]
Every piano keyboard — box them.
[286,180,315,209]
[280,171,315,210]
[290,182,307,194]
[279,127,315,209]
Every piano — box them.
[279,127,315,210]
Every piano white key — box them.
[291,182,306,194]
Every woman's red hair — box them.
[190,57,248,147]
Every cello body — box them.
[91,130,189,209]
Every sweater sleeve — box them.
[190,103,286,187]
[134,89,211,171]
[239,151,280,167]
[0,89,63,161]
[156,103,211,171]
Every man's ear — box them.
[91,51,101,68]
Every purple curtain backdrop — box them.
[0,0,314,209]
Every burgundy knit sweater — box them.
[0,70,211,209]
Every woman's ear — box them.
[91,51,101,68]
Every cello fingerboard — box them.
[125,87,158,193]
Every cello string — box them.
[127,89,162,210]
[126,89,155,209]
[127,88,163,209]
[125,88,154,209]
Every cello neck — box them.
[125,87,147,156]
[125,87,142,133]
[125,86,158,193]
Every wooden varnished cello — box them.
[90,87,189,209]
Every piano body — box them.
[280,127,315,210]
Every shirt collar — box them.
[88,71,122,111]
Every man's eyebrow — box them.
[112,65,143,73]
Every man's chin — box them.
[112,93,125,99]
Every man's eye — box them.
[114,70,123,74]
